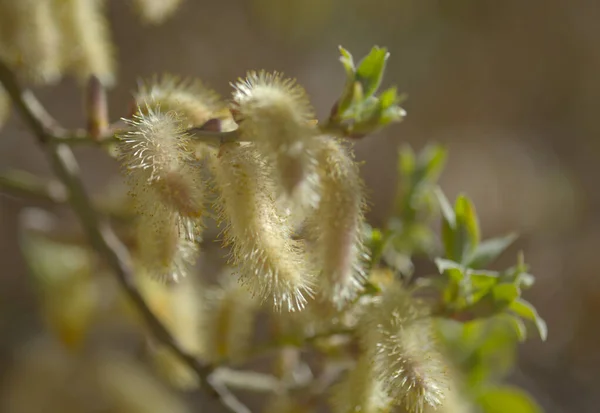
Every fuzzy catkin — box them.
[307,137,368,308]
[0,0,63,84]
[200,273,258,364]
[135,75,226,129]
[232,71,321,209]
[118,107,205,281]
[361,284,448,413]
[51,0,115,85]
[329,355,392,413]
[211,143,314,312]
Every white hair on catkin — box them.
[117,106,205,281]
[361,284,449,413]
[231,71,321,210]
[211,142,314,312]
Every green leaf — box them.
[398,145,416,178]
[419,144,447,184]
[468,233,518,269]
[454,195,480,264]
[509,298,548,341]
[477,385,543,413]
[338,46,355,75]
[355,46,389,97]
[434,258,463,273]
[507,314,528,342]
[492,284,520,307]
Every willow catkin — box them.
[51,0,115,85]
[232,71,321,210]
[130,0,185,25]
[0,0,62,84]
[118,106,205,281]
[307,137,368,308]
[211,142,314,312]
[135,75,226,128]
[200,272,258,364]
[360,284,448,413]
[329,355,392,413]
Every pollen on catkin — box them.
[361,284,448,413]
[118,106,205,281]
[0,0,62,84]
[306,137,368,308]
[329,354,392,413]
[231,71,321,209]
[130,0,185,25]
[51,0,115,85]
[211,142,314,312]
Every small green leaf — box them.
[454,195,480,264]
[507,314,528,342]
[492,284,520,306]
[477,385,543,413]
[398,145,416,178]
[434,258,463,273]
[355,46,389,97]
[509,298,548,341]
[419,144,447,184]
[468,233,518,269]
[435,187,457,261]
[338,45,355,76]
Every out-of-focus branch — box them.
[0,59,250,413]
[0,170,67,203]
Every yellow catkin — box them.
[130,0,185,25]
[307,137,368,308]
[211,143,314,312]
[361,284,448,413]
[329,355,392,413]
[51,0,115,85]
[232,71,321,209]
[118,106,205,281]
[200,272,257,364]
[0,0,63,84]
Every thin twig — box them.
[0,60,250,413]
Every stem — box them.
[0,170,67,203]
[0,60,249,413]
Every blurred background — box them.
[0,0,598,412]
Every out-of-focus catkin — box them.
[361,284,448,413]
[51,0,115,85]
[0,0,63,84]
[0,85,10,130]
[232,71,321,209]
[211,143,314,312]
[307,137,367,308]
[329,355,392,413]
[130,0,185,25]
[118,106,205,281]
[200,272,258,364]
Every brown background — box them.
[1,0,599,412]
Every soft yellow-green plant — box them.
[0,3,547,413]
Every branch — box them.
[0,60,250,413]
[0,170,67,203]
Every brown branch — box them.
[0,60,249,413]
